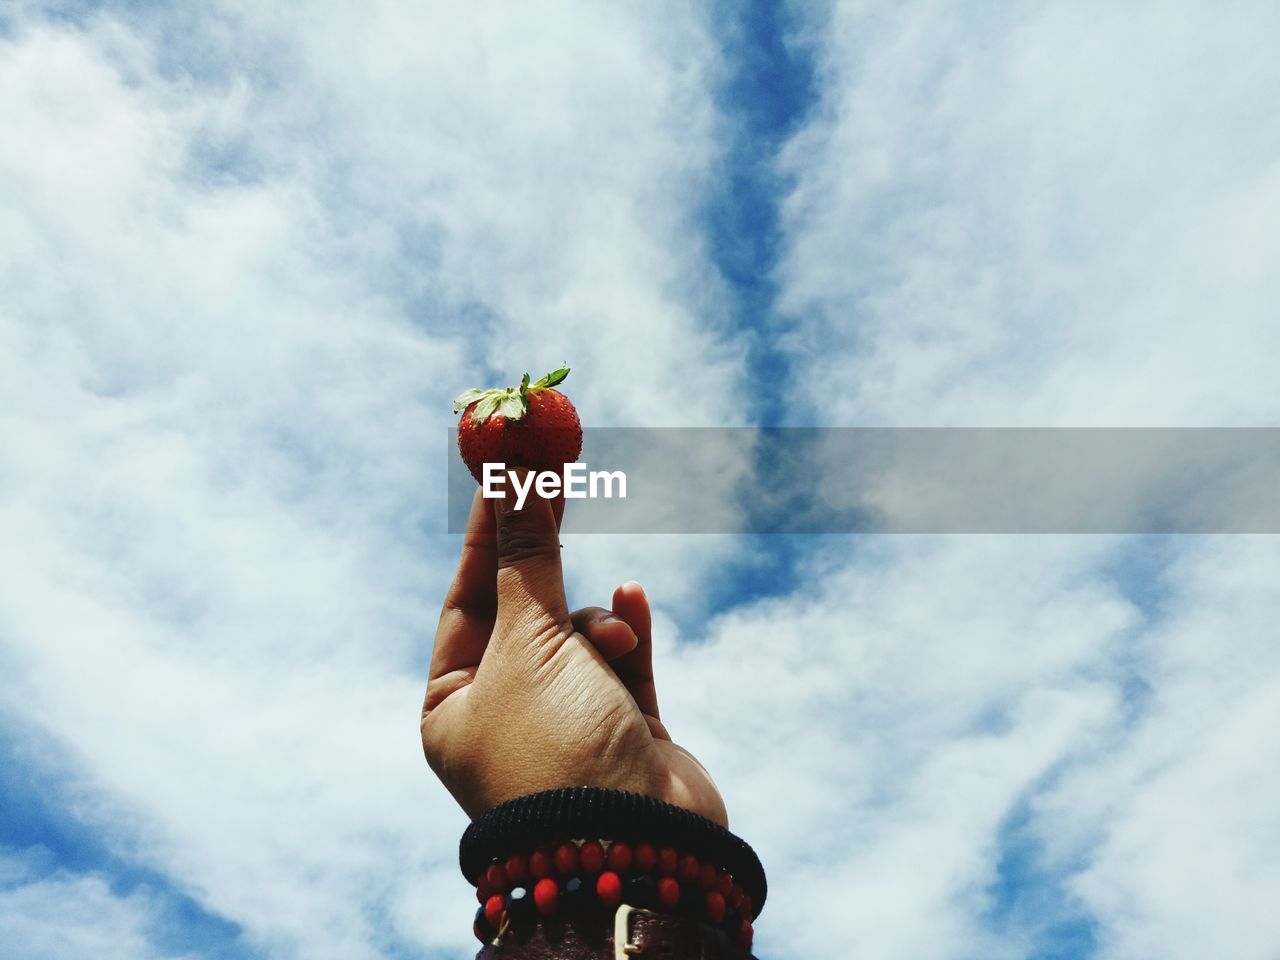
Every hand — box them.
[421,476,727,827]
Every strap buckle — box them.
[614,904,656,959]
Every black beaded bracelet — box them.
[471,837,755,949]
[461,788,766,950]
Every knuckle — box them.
[496,515,558,567]
[501,616,574,673]
[569,606,608,630]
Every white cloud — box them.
[755,2,1280,957]
[1036,536,1280,960]
[0,848,192,960]
[650,532,1279,959]
[661,536,1134,958]
[212,0,746,428]
[778,0,1280,426]
[4,3,1279,960]
[0,5,741,957]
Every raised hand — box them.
[421,476,726,827]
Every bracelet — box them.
[460,788,766,954]
[471,838,754,950]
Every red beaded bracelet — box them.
[472,839,754,951]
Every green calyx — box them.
[452,365,570,422]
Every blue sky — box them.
[3,3,1280,959]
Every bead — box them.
[606,841,632,873]
[562,875,588,912]
[729,882,744,909]
[716,871,733,897]
[504,854,528,885]
[704,890,726,925]
[656,876,681,911]
[554,842,579,876]
[476,874,494,904]
[624,873,656,908]
[474,905,495,943]
[634,842,658,873]
[657,846,678,876]
[699,862,718,890]
[579,840,605,874]
[506,885,535,923]
[483,893,505,929]
[742,894,754,919]
[596,870,623,910]
[529,848,553,879]
[678,853,700,884]
[485,861,507,893]
[737,919,753,950]
[533,877,559,917]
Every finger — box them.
[609,581,661,722]
[570,606,639,662]
[492,468,572,643]
[426,488,497,712]
[551,489,566,531]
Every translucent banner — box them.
[446,428,1280,534]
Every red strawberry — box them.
[454,366,583,483]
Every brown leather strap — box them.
[476,907,755,960]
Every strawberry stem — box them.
[453,366,569,422]
[530,366,570,390]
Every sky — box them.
[2,2,1279,959]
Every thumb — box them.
[492,467,571,641]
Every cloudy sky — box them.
[2,2,1279,959]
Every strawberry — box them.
[453,366,583,483]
